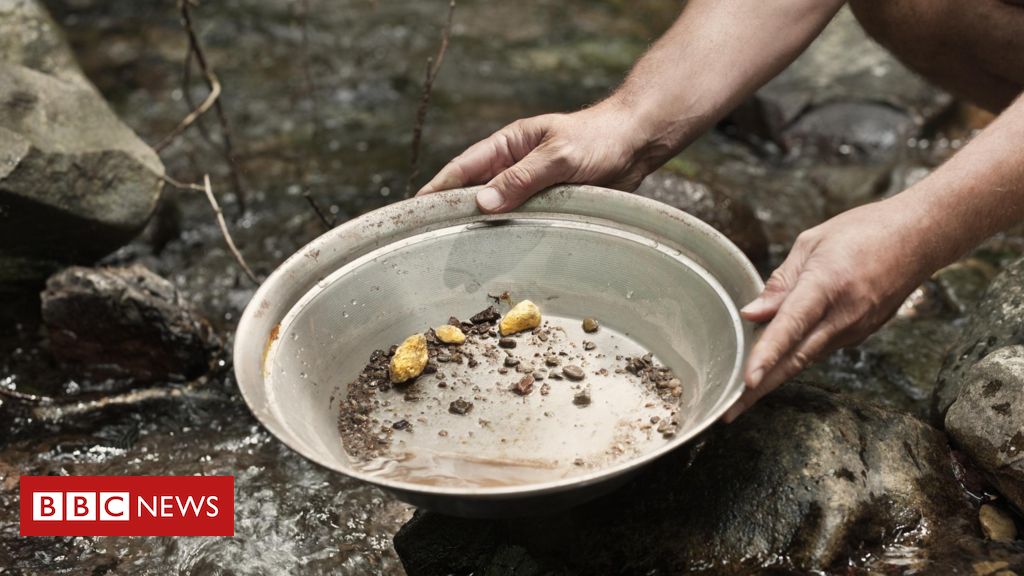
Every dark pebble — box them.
[470,306,501,324]
[504,356,520,367]
[582,318,599,333]
[563,365,585,381]
[573,389,591,406]
[498,337,517,349]
[392,419,411,431]
[512,375,535,396]
[449,398,473,415]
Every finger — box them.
[740,260,803,323]
[723,320,832,423]
[416,134,517,196]
[752,320,833,395]
[477,144,572,213]
[743,275,828,389]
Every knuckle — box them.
[765,269,791,292]
[503,165,534,192]
[790,349,813,371]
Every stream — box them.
[2,0,1021,574]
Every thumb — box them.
[741,257,802,323]
[477,145,570,213]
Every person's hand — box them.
[416,99,669,213]
[723,197,943,422]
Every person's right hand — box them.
[416,99,667,213]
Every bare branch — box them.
[201,174,258,284]
[406,0,456,197]
[295,0,334,231]
[303,190,334,229]
[154,66,221,151]
[177,0,248,212]
[161,173,259,285]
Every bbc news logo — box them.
[20,476,233,536]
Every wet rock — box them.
[40,265,219,382]
[932,259,999,316]
[0,0,89,86]
[395,383,971,575]
[947,347,1024,511]
[729,7,952,149]
[935,258,1024,417]
[636,172,768,266]
[0,0,163,289]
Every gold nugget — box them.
[434,324,466,345]
[499,300,541,336]
[389,333,428,383]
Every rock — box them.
[637,172,769,266]
[935,258,1024,417]
[729,7,952,148]
[980,504,1018,543]
[947,347,1024,510]
[395,383,971,575]
[0,0,164,289]
[40,265,219,382]
[0,0,89,86]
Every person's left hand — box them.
[723,196,943,422]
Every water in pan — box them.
[343,313,699,488]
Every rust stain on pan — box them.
[262,323,281,378]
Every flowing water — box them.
[1,0,1019,573]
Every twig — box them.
[201,175,258,284]
[303,190,334,229]
[180,46,215,145]
[177,0,247,212]
[159,173,204,191]
[154,65,221,151]
[296,0,334,230]
[406,0,456,197]
[161,173,259,284]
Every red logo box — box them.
[20,476,234,536]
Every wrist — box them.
[595,93,695,171]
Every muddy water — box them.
[0,0,1018,573]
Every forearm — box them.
[607,0,845,155]
[896,95,1024,271]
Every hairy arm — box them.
[417,0,846,211]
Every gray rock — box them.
[947,346,1024,511]
[935,258,1024,417]
[395,383,971,575]
[730,7,952,149]
[0,0,164,289]
[40,265,219,382]
[0,0,88,86]
[637,172,769,267]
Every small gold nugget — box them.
[499,300,541,336]
[389,333,428,383]
[434,324,466,345]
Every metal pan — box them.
[234,185,762,517]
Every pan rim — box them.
[235,185,761,500]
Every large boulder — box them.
[947,346,1024,511]
[0,0,164,289]
[934,258,1024,418]
[730,7,952,152]
[636,172,769,267]
[395,383,972,575]
[40,265,219,382]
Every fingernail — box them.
[741,297,765,315]
[477,187,504,211]
[747,367,765,388]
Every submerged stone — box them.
[40,265,219,382]
[395,383,972,575]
